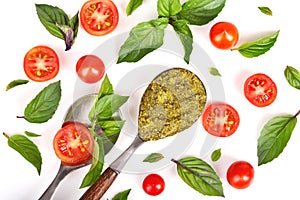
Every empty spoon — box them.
[80,67,207,200]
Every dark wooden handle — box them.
[80,167,118,200]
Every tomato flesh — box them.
[209,22,239,50]
[227,161,254,189]
[76,55,105,84]
[244,73,277,107]
[23,46,59,82]
[202,103,240,137]
[53,123,94,166]
[80,0,119,36]
[142,174,165,196]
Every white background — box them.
[1,0,300,199]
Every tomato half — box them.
[53,123,94,166]
[202,103,240,137]
[76,55,105,84]
[226,161,254,189]
[209,22,239,50]
[80,0,119,36]
[142,174,165,196]
[23,46,59,82]
[244,73,277,107]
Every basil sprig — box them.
[35,4,79,51]
[80,75,128,188]
[172,157,224,197]
[284,66,300,90]
[119,0,225,64]
[257,111,299,165]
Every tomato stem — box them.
[16,116,25,119]
[294,110,300,118]
[3,132,10,139]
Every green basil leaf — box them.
[143,153,164,163]
[117,18,169,63]
[177,0,226,25]
[284,66,300,90]
[257,114,297,166]
[172,157,224,197]
[209,67,222,76]
[171,19,193,64]
[258,6,273,16]
[24,131,41,137]
[233,30,280,58]
[211,148,221,162]
[98,120,125,136]
[157,0,182,17]
[3,133,42,175]
[80,136,104,188]
[24,81,61,123]
[98,75,114,99]
[69,11,79,37]
[126,0,143,16]
[112,189,131,200]
[6,79,29,91]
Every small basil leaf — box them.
[177,0,226,25]
[69,12,79,37]
[209,67,222,76]
[126,0,143,16]
[117,18,169,63]
[284,66,300,90]
[98,120,125,136]
[6,79,29,91]
[56,24,74,51]
[80,136,104,188]
[172,157,224,197]
[3,133,42,175]
[171,19,193,64]
[157,0,182,17]
[24,131,41,137]
[258,6,273,16]
[233,30,280,58]
[24,81,61,123]
[112,189,131,200]
[98,75,114,99]
[211,148,221,162]
[257,114,297,165]
[143,153,164,163]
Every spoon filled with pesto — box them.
[80,68,207,200]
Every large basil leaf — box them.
[284,66,300,90]
[3,133,42,175]
[171,19,193,63]
[117,18,169,63]
[24,81,61,123]
[173,157,224,197]
[233,30,280,58]
[257,114,297,165]
[177,0,226,25]
[112,189,131,200]
[126,0,143,16]
[157,0,182,17]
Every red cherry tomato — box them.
[76,55,105,84]
[80,0,119,36]
[209,22,239,50]
[53,123,94,166]
[23,45,59,82]
[202,103,240,137]
[244,73,277,107]
[142,174,165,196]
[226,161,254,189]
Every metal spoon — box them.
[38,94,97,200]
[80,68,207,200]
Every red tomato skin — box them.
[209,22,239,50]
[23,45,59,82]
[76,55,105,84]
[244,73,277,107]
[80,0,119,36]
[142,174,165,196]
[53,123,94,166]
[226,161,254,189]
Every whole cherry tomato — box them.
[226,161,254,189]
[142,174,165,196]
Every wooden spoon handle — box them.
[80,167,118,200]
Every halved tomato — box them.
[244,73,277,107]
[23,45,59,82]
[53,123,94,166]
[202,103,240,137]
[80,0,119,36]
